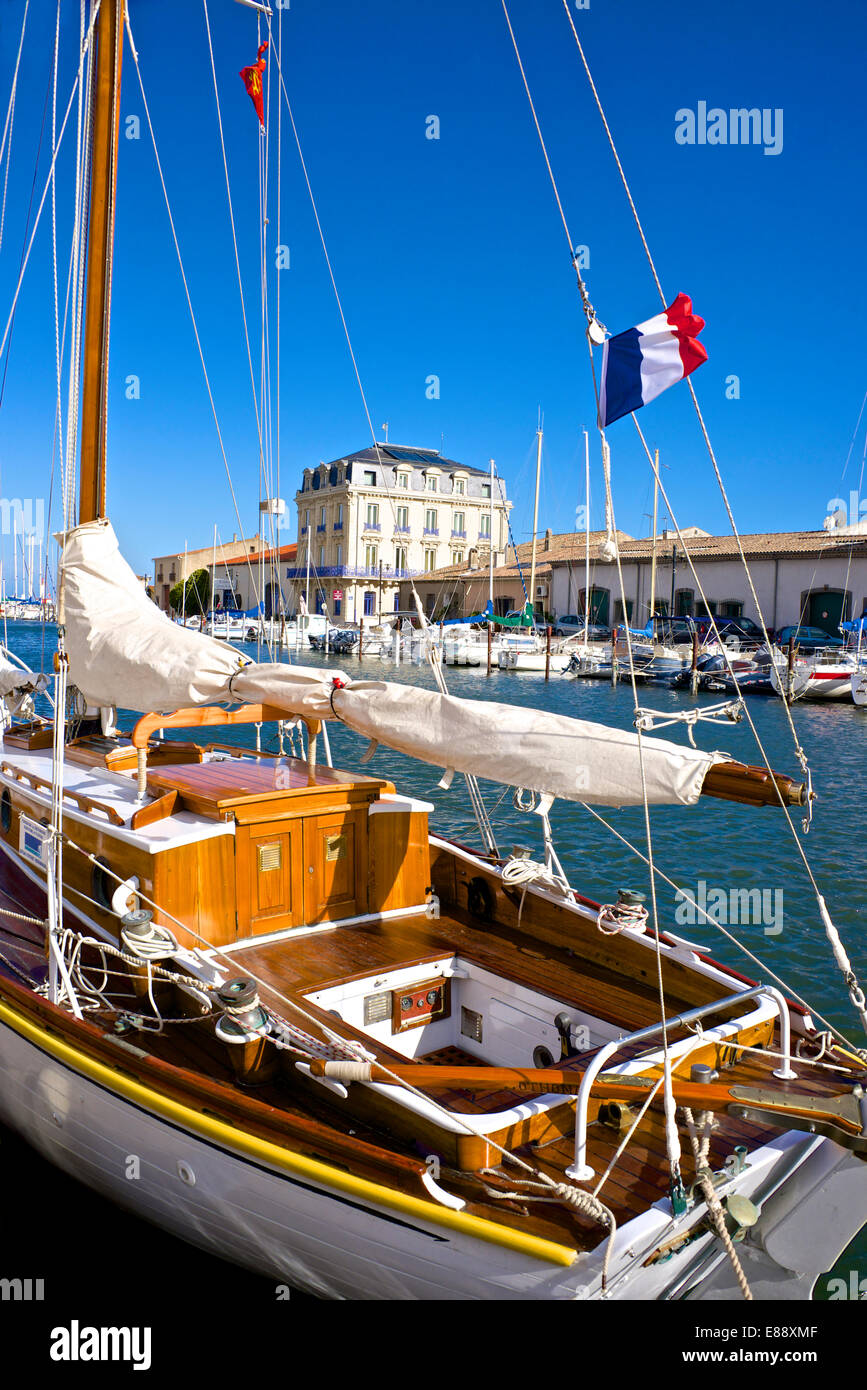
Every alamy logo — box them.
[49,1321,152,1372]
[675,102,783,156]
[0,1276,44,1300]
[675,880,783,936]
[0,497,45,536]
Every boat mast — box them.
[488,457,495,612]
[529,423,542,629]
[78,0,124,525]
[583,428,590,653]
[649,450,659,627]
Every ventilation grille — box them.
[364,992,391,1026]
[257,843,282,872]
[461,1006,483,1043]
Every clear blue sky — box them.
[1,0,865,581]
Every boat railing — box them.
[566,984,795,1181]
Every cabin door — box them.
[302,809,368,924]
[236,821,305,936]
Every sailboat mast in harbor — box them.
[528,421,542,629]
[78,0,124,529]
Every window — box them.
[675,588,695,617]
[317,546,324,567]
[365,544,378,569]
[396,505,409,531]
[398,472,409,489]
[481,483,491,499]
[719,600,744,618]
[305,509,310,527]
[335,503,343,527]
[479,514,491,537]
[395,546,408,571]
[427,475,438,493]
[393,593,400,612]
[425,508,438,533]
[453,478,465,495]
[364,470,376,486]
[319,505,326,525]
[336,544,343,566]
[424,550,437,572]
[425,592,436,616]
[614,598,634,624]
[363,591,376,616]
[452,550,464,566]
[452,512,465,535]
[366,503,380,528]
[333,599,342,616]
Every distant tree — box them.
[169,568,211,617]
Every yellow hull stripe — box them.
[0,996,577,1270]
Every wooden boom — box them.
[700,760,809,809]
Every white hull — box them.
[1,998,864,1301]
[853,670,867,706]
[770,659,857,701]
[498,649,574,673]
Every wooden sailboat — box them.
[1,2,867,1303]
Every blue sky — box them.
[0,0,866,581]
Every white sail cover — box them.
[60,520,724,808]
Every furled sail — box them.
[60,520,725,808]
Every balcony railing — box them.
[284,565,421,580]
[300,526,308,535]
[316,524,326,532]
[364,521,381,532]
[451,529,466,538]
[394,524,410,534]
[333,521,344,530]
[423,527,439,536]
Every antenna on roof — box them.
[381,422,389,443]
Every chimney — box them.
[544,528,552,551]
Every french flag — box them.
[598,293,707,428]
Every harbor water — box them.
[2,621,865,1312]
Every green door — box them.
[807,590,846,634]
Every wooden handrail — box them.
[1,761,125,826]
[131,704,323,793]
[131,704,292,749]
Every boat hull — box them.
[2,999,864,1301]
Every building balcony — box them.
[393,525,410,534]
[451,529,466,539]
[300,526,308,535]
[333,521,343,530]
[363,522,381,532]
[423,527,439,536]
[284,565,421,581]
[316,524,326,532]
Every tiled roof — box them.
[326,445,496,479]
[407,527,867,583]
[215,542,298,567]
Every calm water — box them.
[2,620,866,1321]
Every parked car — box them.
[693,616,769,647]
[553,615,610,639]
[775,624,844,652]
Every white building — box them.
[547,529,867,632]
[291,444,511,621]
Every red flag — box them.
[240,41,268,128]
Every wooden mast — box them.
[79,0,124,524]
